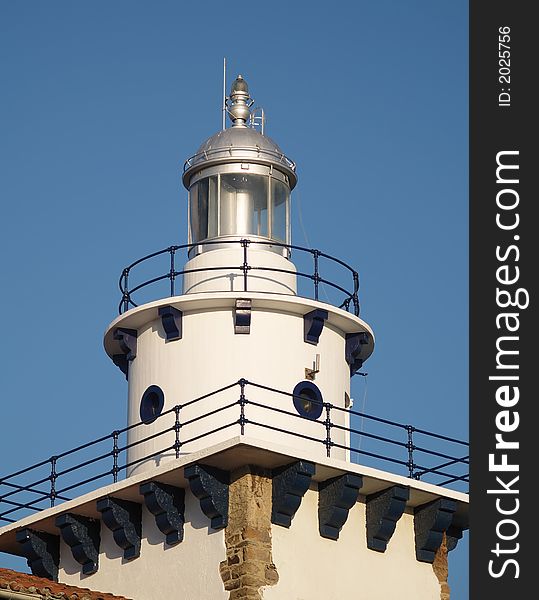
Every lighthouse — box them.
[0,74,468,600]
[102,74,375,476]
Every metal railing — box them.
[183,146,297,174]
[0,380,468,525]
[118,239,360,315]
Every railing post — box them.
[406,425,416,478]
[352,271,360,316]
[170,247,176,297]
[241,239,250,292]
[324,403,332,457]
[122,269,130,314]
[49,456,57,508]
[313,249,320,301]
[174,405,181,459]
[112,431,119,483]
[239,379,247,435]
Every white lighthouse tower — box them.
[0,74,468,600]
[103,74,375,473]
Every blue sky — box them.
[0,0,469,596]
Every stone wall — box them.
[433,533,451,600]
[219,466,278,600]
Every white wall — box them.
[183,247,297,294]
[264,487,442,600]
[119,297,360,475]
[58,490,227,600]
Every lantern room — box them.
[187,166,291,245]
[182,75,297,261]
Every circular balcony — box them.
[118,239,361,316]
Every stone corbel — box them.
[345,332,371,376]
[112,328,138,379]
[304,309,328,345]
[318,473,363,540]
[158,306,182,341]
[184,464,230,530]
[16,528,60,581]
[55,513,100,574]
[96,497,142,560]
[366,485,409,552]
[234,299,252,334]
[414,497,457,563]
[446,506,468,552]
[271,460,315,527]
[140,481,185,545]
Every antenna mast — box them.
[222,57,227,130]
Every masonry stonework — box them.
[432,533,450,600]
[219,466,278,600]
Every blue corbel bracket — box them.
[272,460,315,527]
[446,523,464,551]
[318,473,363,540]
[304,309,329,345]
[112,354,129,378]
[140,481,185,545]
[96,497,142,560]
[414,497,457,563]
[184,464,230,530]
[234,298,252,334]
[366,485,410,552]
[158,306,182,341]
[345,332,371,376]
[446,507,468,552]
[55,512,101,575]
[16,528,60,581]
[113,327,138,379]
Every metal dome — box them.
[182,126,297,189]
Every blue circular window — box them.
[140,385,165,424]
[292,381,323,420]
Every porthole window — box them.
[292,381,323,420]
[140,385,165,424]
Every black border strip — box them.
[470,2,535,596]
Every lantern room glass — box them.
[271,179,288,242]
[220,174,268,237]
[189,176,218,242]
[189,172,290,245]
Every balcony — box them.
[0,379,468,525]
[118,239,361,316]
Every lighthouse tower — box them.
[0,75,468,600]
[103,74,375,476]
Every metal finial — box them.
[227,74,252,127]
[231,74,249,95]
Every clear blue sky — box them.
[0,0,469,596]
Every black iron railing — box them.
[118,239,360,315]
[0,380,468,525]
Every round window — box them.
[140,385,165,424]
[292,381,323,420]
